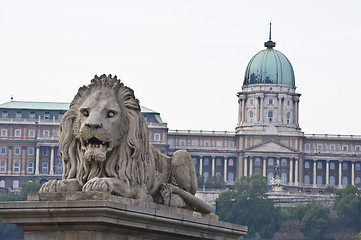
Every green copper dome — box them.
[243,26,295,87]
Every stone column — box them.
[262,158,266,177]
[249,157,253,176]
[338,161,342,187]
[7,147,12,175]
[278,97,282,123]
[296,100,300,127]
[21,146,26,175]
[289,158,293,185]
[50,146,54,175]
[244,157,248,177]
[255,97,259,122]
[211,156,215,176]
[352,161,355,185]
[35,147,40,175]
[238,155,244,179]
[199,156,203,176]
[238,99,242,125]
[260,96,264,122]
[295,158,299,186]
[313,160,317,186]
[326,160,330,185]
[224,157,228,182]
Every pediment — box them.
[246,140,297,153]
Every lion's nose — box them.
[85,122,103,129]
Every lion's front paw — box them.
[39,180,61,193]
[82,177,114,193]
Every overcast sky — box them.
[1,1,361,135]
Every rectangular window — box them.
[330,144,336,151]
[179,140,186,146]
[29,130,35,137]
[44,112,50,120]
[268,99,273,105]
[317,144,323,151]
[355,146,361,152]
[43,130,50,137]
[204,140,210,148]
[304,144,310,150]
[249,99,254,105]
[58,113,64,120]
[29,112,36,119]
[14,147,20,155]
[16,111,22,119]
[342,145,348,151]
[216,141,222,149]
[191,140,198,147]
[1,129,7,137]
[2,111,8,118]
[229,141,235,149]
[15,129,21,137]
[0,161,6,173]
[305,161,310,168]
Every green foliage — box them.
[204,175,226,189]
[196,173,204,188]
[334,184,361,228]
[19,182,41,200]
[216,175,280,238]
[301,203,330,238]
[280,203,330,238]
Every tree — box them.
[301,203,330,238]
[216,175,280,238]
[334,184,361,229]
[205,175,226,189]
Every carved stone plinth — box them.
[0,192,247,240]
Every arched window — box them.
[317,175,323,185]
[42,162,48,173]
[330,176,336,186]
[317,162,323,169]
[255,158,261,166]
[216,158,222,166]
[14,147,20,155]
[0,180,5,188]
[342,176,348,186]
[1,147,6,155]
[355,177,361,184]
[281,159,287,167]
[330,162,336,170]
[268,111,274,122]
[249,111,254,122]
[342,162,348,170]
[228,159,234,166]
[281,172,287,184]
[267,172,273,183]
[28,147,34,155]
[13,161,20,173]
[268,158,274,166]
[43,148,49,156]
[204,158,209,166]
[286,112,291,123]
[304,175,310,185]
[227,172,234,183]
[203,172,209,182]
[27,162,34,173]
[55,162,63,174]
[356,163,361,171]
[154,133,160,141]
[0,160,6,173]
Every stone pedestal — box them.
[0,192,247,240]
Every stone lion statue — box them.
[40,74,212,213]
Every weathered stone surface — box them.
[39,74,212,214]
[0,192,247,240]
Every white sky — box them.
[1,0,361,135]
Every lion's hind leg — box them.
[171,150,198,194]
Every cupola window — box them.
[268,111,274,122]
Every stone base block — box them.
[0,192,247,240]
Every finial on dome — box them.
[264,22,276,49]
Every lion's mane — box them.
[59,74,150,195]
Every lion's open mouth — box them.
[81,137,113,162]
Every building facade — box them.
[1,31,361,194]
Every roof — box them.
[0,101,70,111]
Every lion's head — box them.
[59,74,150,190]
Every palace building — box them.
[1,28,361,194]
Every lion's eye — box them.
[82,110,89,117]
[107,111,115,118]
